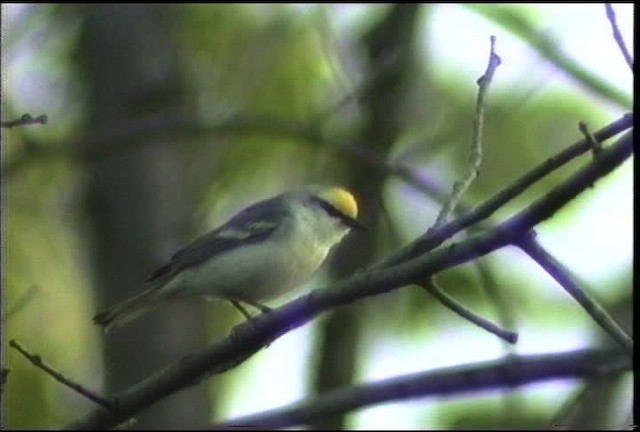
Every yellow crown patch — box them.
[319,187,359,219]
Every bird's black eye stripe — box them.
[311,196,366,230]
[311,196,344,220]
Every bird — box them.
[93,186,365,332]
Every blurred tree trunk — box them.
[310,4,422,429]
[77,5,211,429]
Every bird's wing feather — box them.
[145,197,289,283]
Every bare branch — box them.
[514,232,633,355]
[421,278,518,344]
[213,348,630,429]
[64,130,633,430]
[1,113,48,128]
[418,37,509,347]
[433,35,501,228]
[604,4,633,72]
[377,113,633,269]
[9,339,115,410]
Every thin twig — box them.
[9,339,115,410]
[418,37,510,347]
[514,232,633,356]
[212,348,630,429]
[578,121,602,159]
[422,278,518,344]
[377,113,633,269]
[433,35,501,229]
[604,4,633,72]
[1,113,48,128]
[474,259,518,339]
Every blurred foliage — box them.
[2,3,632,429]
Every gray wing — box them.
[145,197,289,284]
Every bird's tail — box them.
[93,287,163,333]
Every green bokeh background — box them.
[2,4,632,429]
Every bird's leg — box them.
[230,300,254,321]
[243,299,273,314]
[229,299,276,348]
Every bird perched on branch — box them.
[93,186,365,332]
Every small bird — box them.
[93,186,365,332]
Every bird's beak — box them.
[343,215,368,231]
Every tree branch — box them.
[377,113,633,268]
[514,232,633,355]
[604,3,633,72]
[422,36,509,346]
[578,121,602,159]
[0,113,48,128]
[9,339,114,410]
[213,348,630,429]
[64,129,632,430]
[421,279,518,344]
[433,35,501,228]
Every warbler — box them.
[93,186,365,332]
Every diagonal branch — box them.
[377,113,633,268]
[212,348,630,429]
[514,232,633,355]
[421,279,517,344]
[64,129,633,430]
[10,339,114,410]
[604,4,633,72]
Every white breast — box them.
[158,201,350,305]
